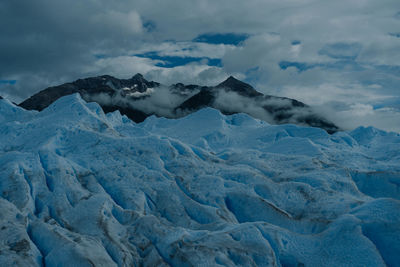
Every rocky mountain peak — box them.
[217,76,241,86]
[216,76,262,97]
[131,73,144,80]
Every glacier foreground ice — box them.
[0,94,399,266]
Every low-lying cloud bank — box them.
[84,85,199,118]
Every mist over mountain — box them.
[19,74,339,133]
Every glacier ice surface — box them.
[0,93,399,266]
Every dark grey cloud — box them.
[0,0,146,100]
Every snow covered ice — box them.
[0,93,399,266]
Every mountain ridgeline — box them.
[19,74,339,133]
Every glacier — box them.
[0,93,399,266]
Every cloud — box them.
[1,0,400,132]
[318,43,362,60]
[84,56,160,78]
[135,53,222,68]
[212,89,325,127]
[91,10,143,35]
[276,83,400,131]
[213,90,274,123]
[0,0,148,101]
[85,85,199,118]
[316,103,400,133]
[145,64,231,86]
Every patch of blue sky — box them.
[143,21,156,32]
[94,54,107,59]
[373,97,400,110]
[135,52,222,68]
[0,80,17,85]
[192,33,249,45]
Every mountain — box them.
[1,94,399,266]
[19,74,339,133]
[216,75,263,97]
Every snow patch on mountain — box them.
[0,94,399,266]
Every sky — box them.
[1,0,399,132]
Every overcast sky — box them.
[1,0,399,132]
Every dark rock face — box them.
[216,76,262,97]
[176,88,215,112]
[20,83,82,111]
[19,74,340,133]
[101,105,148,123]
